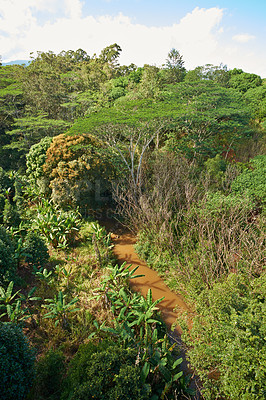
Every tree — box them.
[5,115,70,169]
[138,65,163,98]
[0,65,24,169]
[0,226,16,285]
[98,43,122,70]
[42,133,114,210]
[95,121,163,193]
[185,64,229,86]
[165,81,253,161]
[163,49,186,83]
[244,85,266,122]
[26,136,53,186]
[228,71,262,93]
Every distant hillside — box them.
[2,60,30,66]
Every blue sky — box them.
[0,0,265,76]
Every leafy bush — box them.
[2,199,21,228]
[0,226,16,285]
[23,231,49,267]
[32,200,81,248]
[0,193,5,223]
[63,341,150,400]
[30,349,65,400]
[26,136,53,184]
[182,273,266,399]
[231,155,266,207]
[92,265,189,399]
[0,323,36,400]
[0,167,12,194]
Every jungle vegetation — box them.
[0,45,265,399]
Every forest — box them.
[0,44,265,400]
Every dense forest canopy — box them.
[0,45,265,400]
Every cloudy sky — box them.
[0,0,265,77]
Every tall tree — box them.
[163,49,186,84]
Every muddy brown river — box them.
[111,230,192,334]
[104,222,201,398]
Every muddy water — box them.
[112,230,192,334]
[105,223,201,397]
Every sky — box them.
[0,0,265,77]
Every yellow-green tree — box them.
[43,133,115,210]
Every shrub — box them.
[2,199,21,228]
[0,167,12,194]
[0,323,36,400]
[0,193,5,223]
[32,200,81,248]
[0,226,16,285]
[63,341,150,400]
[182,274,266,399]
[231,155,266,207]
[30,349,65,400]
[26,136,53,184]
[23,231,49,267]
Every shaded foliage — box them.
[0,323,36,400]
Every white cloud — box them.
[0,3,265,77]
[0,5,224,66]
[232,33,256,43]
[64,0,83,19]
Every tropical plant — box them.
[91,266,188,399]
[23,230,49,267]
[32,267,53,284]
[32,200,81,248]
[42,291,79,328]
[0,281,40,323]
[0,225,16,285]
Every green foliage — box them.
[185,63,229,86]
[0,169,26,217]
[0,281,23,322]
[5,115,70,167]
[244,85,266,122]
[42,133,114,210]
[0,193,5,223]
[165,82,253,160]
[231,155,266,207]
[23,231,49,267]
[62,341,150,400]
[32,200,81,248]
[30,349,66,400]
[0,226,16,285]
[0,65,24,169]
[0,323,35,400]
[26,136,53,183]
[42,290,79,328]
[0,167,12,194]
[109,76,129,100]
[229,71,262,93]
[138,64,163,98]
[163,48,186,84]
[91,265,189,399]
[182,273,266,399]
[0,281,20,307]
[204,154,227,189]
[0,282,40,323]
[2,199,21,227]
